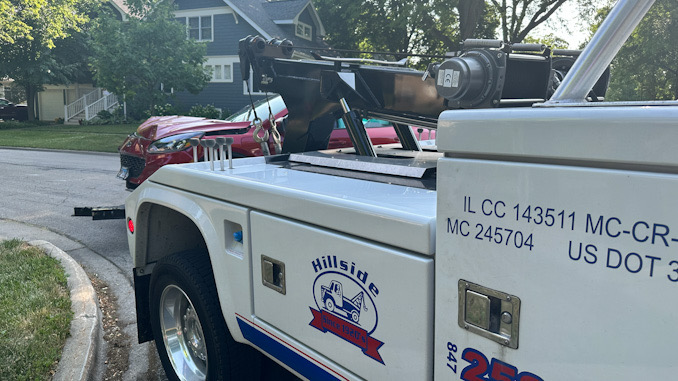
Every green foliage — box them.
[0,240,72,380]
[523,34,569,49]
[96,109,114,121]
[145,103,181,118]
[0,0,100,120]
[316,1,454,57]
[0,120,52,129]
[598,0,678,101]
[314,0,575,65]
[188,104,222,119]
[90,0,210,119]
[94,107,127,124]
[3,84,26,104]
[314,0,498,67]
[0,0,92,47]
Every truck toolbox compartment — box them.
[434,106,678,379]
[251,211,433,380]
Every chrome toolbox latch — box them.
[458,280,521,349]
[261,255,286,295]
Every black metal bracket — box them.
[73,206,126,220]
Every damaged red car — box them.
[118,95,410,189]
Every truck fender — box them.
[130,185,250,344]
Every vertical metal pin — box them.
[225,137,234,169]
[202,139,216,171]
[215,137,226,171]
[200,140,209,164]
[189,138,200,163]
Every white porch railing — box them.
[64,90,119,122]
[85,93,119,120]
[64,89,99,121]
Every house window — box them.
[295,21,312,40]
[186,16,212,41]
[160,83,174,94]
[204,57,235,83]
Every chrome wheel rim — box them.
[160,285,207,381]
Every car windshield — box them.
[226,95,286,122]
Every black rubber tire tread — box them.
[149,251,262,381]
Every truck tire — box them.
[149,252,261,381]
[351,310,359,323]
[325,298,335,313]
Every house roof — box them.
[262,0,309,21]
[225,0,328,53]
[109,0,131,17]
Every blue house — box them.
[172,0,328,116]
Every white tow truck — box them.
[126,1,677,380]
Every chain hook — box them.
[252,117,269,143]
[269,113,282,154]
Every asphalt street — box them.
[0,148,131,273]
[0,147,298,381]
[0,147,165,380]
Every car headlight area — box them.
[147,131,205,154]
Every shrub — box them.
[187,104,222,119]
[145,103,181,117]
[96,109,113,122]
[90,107,127,125]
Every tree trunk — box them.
[458,0,485,41]
[25,85,37,122]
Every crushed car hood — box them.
[137,115,252,140]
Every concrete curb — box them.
[29,240,100,381]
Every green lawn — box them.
[0,122,138,153]
[0,239,72,380]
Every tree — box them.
[314,0,498,63]
[90,1,209,118]
[597,0,678,101]
[458,0,488,40]
[0,0,91,47]
[523,34,569,49]
[489,0,569,43]
[0,0,98,120]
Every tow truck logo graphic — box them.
[310,267,384,364]
[321,280,366,324]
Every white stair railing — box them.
[63,90,120,122]
[85,93,119,120]
[64,89,100,121]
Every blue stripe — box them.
[236,317,340,381]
